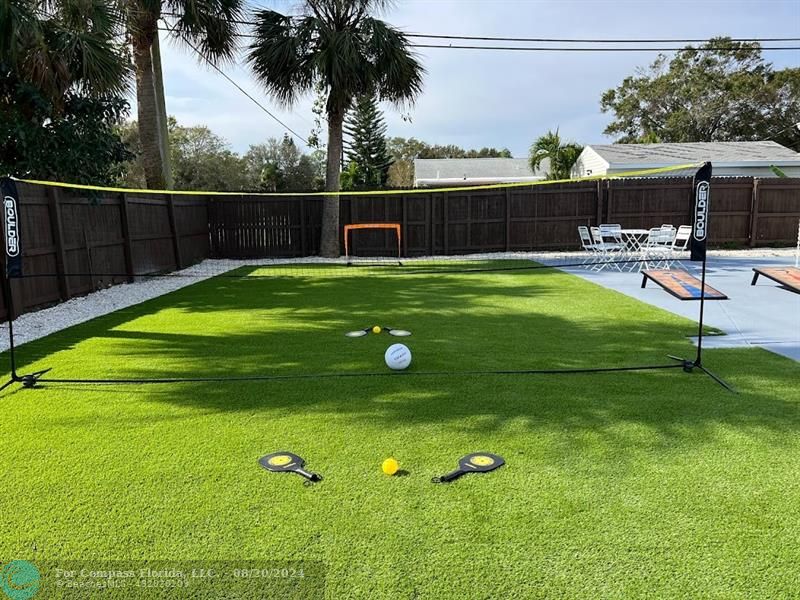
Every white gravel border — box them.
[1,248,796,351]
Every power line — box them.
[160,12,800,45]
[409,44,800,52]
[407,34,800,44]
[162,28,800,52]
[159,23,311,146]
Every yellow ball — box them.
[382,457,399,476]
[372,325,382,334]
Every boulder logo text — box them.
[3,196,19,257]
[693,181,709,241]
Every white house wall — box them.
[571,148,609,178]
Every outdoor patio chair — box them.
[643,227,673,269]
[660,224,677,242]
[666,225,692,268]
[590,226,624,271]
[578,226,598,266]
[599,224,623,242]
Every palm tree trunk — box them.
[133,34,166,189]
[320,107,344,258]
[151,31,173,189]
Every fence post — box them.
[749,178,760,248]
[119,193,135,281]
[345,196,353,256]
[443,192,449,254]
[299,197,307,257]
[427,193,433,255]
[166,194,183,269]
[401,194,408,257]
[505,188,511,251]
[606,180,614,225]
[46,186,69,300]
[207,197,217,258]
[595,180,603,225]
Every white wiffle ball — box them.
[384,343,412,370]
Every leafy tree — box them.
[386,161,414,188]
[117,117,247,191]
[343,95,393,189]
[119,125,325,192]
[244,135,324,192]
[246,0,425,257]
[125,0,244,189]
[419,145,512,159]
[601,37,800,148]
[1,85,132,185]
[1,0,132,183]
[115,120,146,187]
[339,161,361,192]
[170,123,249,191]
[386,137,429,161]
[529,130,583,180]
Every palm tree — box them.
[246,0,424,257]
[1,0,129,106]
[125,0,243,189]
[529,129,584,180]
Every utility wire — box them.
[409,44,800,52]
[161,12,799,45]
[406,34,800,44]
[166,25,800,52]
[167,28,800,52]
[159,22,311,146]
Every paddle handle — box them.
[296,468,322,482]
[432,469,464,483]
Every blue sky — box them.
[153,0,800,157]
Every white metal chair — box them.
[599,224,623,242]
[590,226,624,271]
[666,225,692,268]
[578,226,598,266]
[643,227,673,269]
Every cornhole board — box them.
[750,267,800,294]
[641,270,728,300]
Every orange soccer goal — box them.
[343,223,402,262]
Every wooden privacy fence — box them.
[209,177,800,258]
[3,176,799,318]
[1,182,210,319]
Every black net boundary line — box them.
[8,258,671,280]
[20,363,686,386]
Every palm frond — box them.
[167,0,244,64]
[6,0,130,102]
[245,10,316,106]
[247,4,423,112]
[361,17,424,106]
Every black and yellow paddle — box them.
[344,325,412,338]
[431,452,505,483]
[259,452,322,484]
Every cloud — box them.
[140,0,800,157]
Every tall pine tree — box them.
[343,95,393,189]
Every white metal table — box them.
[603,229,650,271]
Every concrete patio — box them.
[542,252,800,362]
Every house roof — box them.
[414,158,548,184]
[586,141,800,167]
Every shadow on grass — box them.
[2,262,799,446]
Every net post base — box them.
[0,368,52,392]
[667,355,735,393]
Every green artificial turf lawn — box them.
[1,261,799,599]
